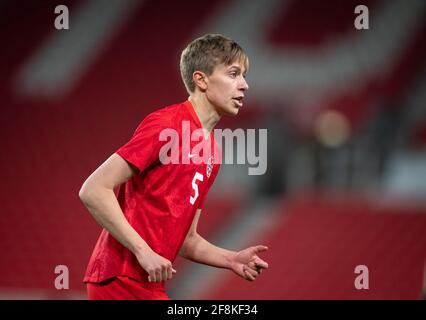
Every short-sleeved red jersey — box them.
[83,100,221,290]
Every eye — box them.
[229,72,237,78]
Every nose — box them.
[240,76,249,91]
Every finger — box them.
[247,261,262,273]
[172,268,177,274]
[254,245,268,254]
[167,266,172,280]
[254,257,269,269]
[149,271,156,283]
[247,261,257,270]
[162,267,168,282]
[155,269,161,282]
[243,267,256,281]
[245,266,259,278]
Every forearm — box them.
[79,186,151,256]
[179,233,236,269]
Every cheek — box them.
[210,92,228,107]
[207,77,234,104]
[210,82,230,99]
[217,81,234,98]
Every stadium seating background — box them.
[0,0,425,299]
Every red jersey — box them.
[83,100,221,290]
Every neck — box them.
[188,93,221,135]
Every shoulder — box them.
[138,101,187,130]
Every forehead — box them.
[215,60,247,74]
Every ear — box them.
[193,71,208,92]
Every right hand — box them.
[136,249,177,283]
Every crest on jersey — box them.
[206,156,214,178]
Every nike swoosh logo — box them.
[188,153,197,158]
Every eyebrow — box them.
[228,66,241,72]
[228,65,246,75]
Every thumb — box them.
[172,268,177,274]
[254,245,268,253]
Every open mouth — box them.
[233,97,244,107]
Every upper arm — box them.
[80,153,138,194]
[187,209,202,237]
[179,209,202,257]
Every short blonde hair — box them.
[180,34,249,93]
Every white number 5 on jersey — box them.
[190,172,204,205]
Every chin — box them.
[223,106,240,116]
[223,109,239,116]
[217,102,241,116]
[231,108,240,116]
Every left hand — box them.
[230,245,269,281]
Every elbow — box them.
[79,179,111,207]
[78,185,89,205]
[78,180,95,206]
[186,231,198,240]
[179,232,200,259]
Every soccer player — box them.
[79,34,269,300]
